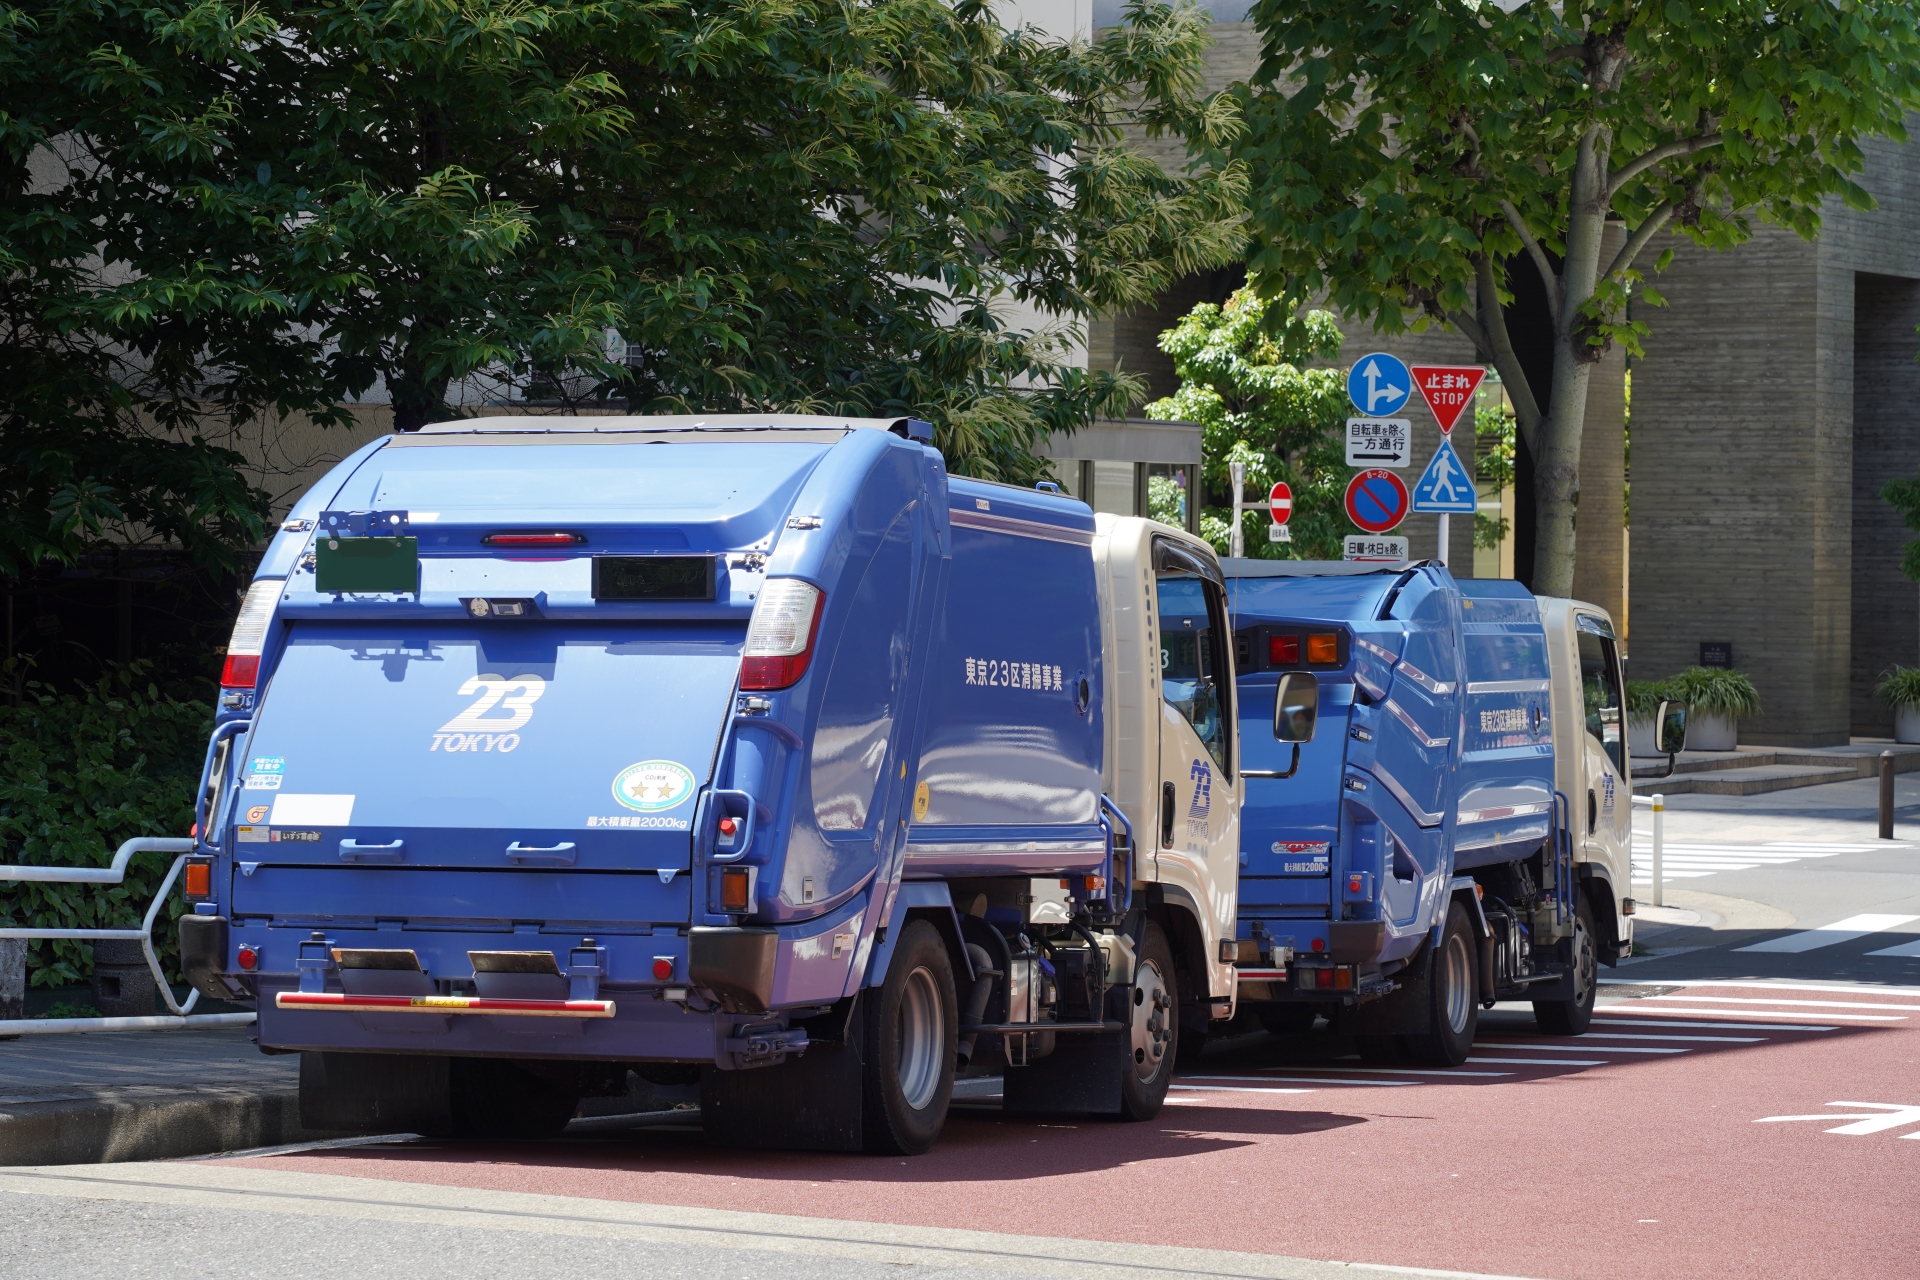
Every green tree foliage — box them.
[1882,470,1920,582]
[0,663,210,988]
[1144,289,1349,559]
[0,0,1246,575]
[1228,0,1920,595]
[1473,400,1515,551]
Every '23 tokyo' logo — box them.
[1188,759,1212,820]
[431,674,546,753]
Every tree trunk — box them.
[1528,130,1612,599]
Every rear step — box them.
[276,991,615,1017]
[283,945,613,1017]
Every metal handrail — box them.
[0,836,257,1035]
[1630,792,1666,908]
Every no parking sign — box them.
[1344,470,1409,535]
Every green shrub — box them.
[0,662,212,987]
[1875,666,1920,710]
[1624,679,1676,722]
[1666,666,1762,722]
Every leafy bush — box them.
[1666,666,1762,722]
[0,663,212,987]
[1624,679,1676,722]
[1875,666,1920,711]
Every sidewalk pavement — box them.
[0,1025,329,1166]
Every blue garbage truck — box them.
[1219,560,1681,1065]
[178,414,1246,1153]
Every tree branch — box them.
[1607,133,1721,200]
[1603,200,1677,282]
[1475,254,1542,460]
[1500,199,1559,330]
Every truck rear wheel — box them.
[1403,902,1478,1067]
[1533,897,1598,1036]
[1117,921,1178,1120]
[861,920,957,1155]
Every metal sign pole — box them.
[1229,460,1245,559]
[1436,513,1449,567]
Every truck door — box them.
[1152,549,1238,954]
[1574,617,1632,886]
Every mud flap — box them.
[701,1007,866,1152]
[300,1051,451,1134]
[1001,1032,1125,1114]
[1338,929,1436,1037]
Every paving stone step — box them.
[1630,764,1861,796]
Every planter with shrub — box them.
[1625,680,1675,758]
[1666,666,1761,752]
[1875,666,1920,744]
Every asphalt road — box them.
[5,781,1917,1280]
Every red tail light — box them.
[484,532,584,546]
[220,580,281,688]
[1269,635,1299,665]
[220,655,260,688]
[740,580,824,691]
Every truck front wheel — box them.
[1533,897,1598,1036]
[862,919,957,1155]
[1117,921,1178,1120]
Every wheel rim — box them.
[895,965,942,1111]
[1442,933,1472,1035]
[1129,959,1172,1080]
[1571,917,1595,1007]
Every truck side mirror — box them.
[1274,672,1319,744]
[1654,700,1687,754]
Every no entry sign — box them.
[1269,482,1293,525]
[1409,364,1486,434]
[1345,469,1409,535]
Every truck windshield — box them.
[1577,630,1625,774]
[1157,573,1229,774]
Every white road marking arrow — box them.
[1755,1101,1920,1136]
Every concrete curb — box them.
[0,1087,341,1167]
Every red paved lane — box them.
[233,986,1920,1280]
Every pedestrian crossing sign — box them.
[1411,437,1476,514]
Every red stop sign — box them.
[1269,482,1293,525]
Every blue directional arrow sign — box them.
[1347,352,1412,417]
[1411,436,1477,514]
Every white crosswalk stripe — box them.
[1734,913,1920,954]
[1628,840,1899,886]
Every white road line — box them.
[1176,1076,1412,1088]
[1316,1064,1516,1077]
[1167,1082,1320,1094]
[1644,993,1920,1010]
[1610,1007,1904,1022]
[1735,914,1920,954]
[1603,978,1920,996]
[1464,1056,1608,1066]
[1577,1031,1764,1042]
[1594,1017,1836,1032]
[1473,1042,1686,1054]
[1863,937,1920,958]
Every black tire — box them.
[1258,1004,1318,1035]
[1533,895,1598,1036]
[436,1059,578,1139]
[861,919,957,1155]
[1117,921,1178,1120]
[1403,902,1479,1067]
